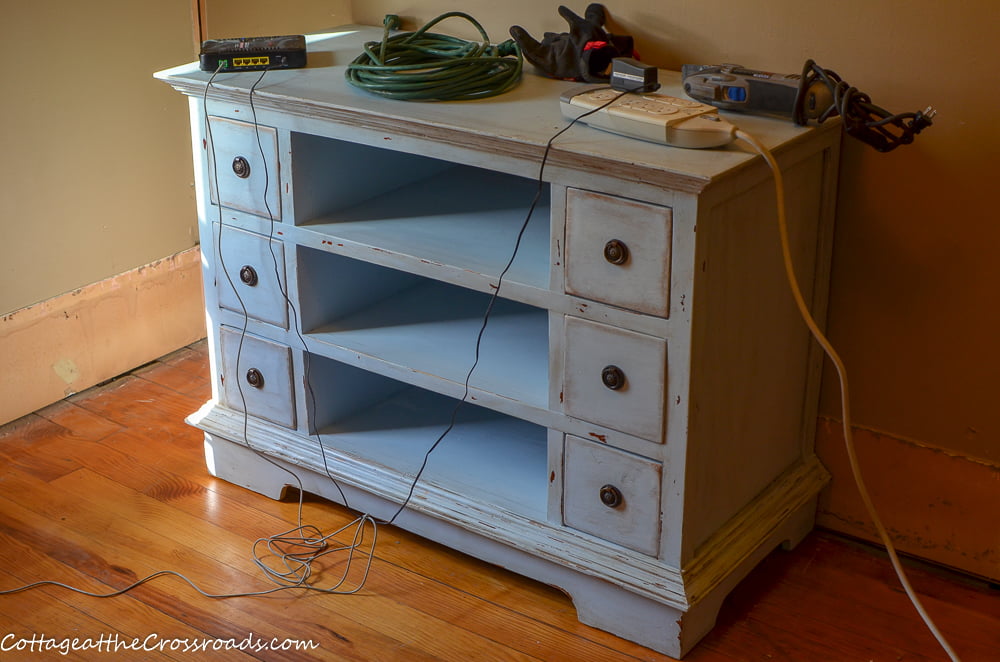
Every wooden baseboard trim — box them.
[815,416,1000,581]
[0,247,206,425]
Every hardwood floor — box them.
[0,339,997,661]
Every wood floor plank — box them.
[747,536,1000,661]
[66,374,204,439]
[238,487,662,659]
[0,572,102,662]
[6,464,553,661]
[698,531,1000,662]
[132,358,212,398]
[34,398,124,442]
[0,414,82,483]
[158,339,211,376]
[35,427,209,500]
[0,495,257,662]
[1,339,997,661]
[0,473,407,661]
[42,467,633,662]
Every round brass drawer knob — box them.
[603,239,629,265]
[239,265,259,286]
[601,365,626,390]
[600,484,623,508]
[232,156,251,178]
[245,368,265,389]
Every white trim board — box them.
[0,247,206,425]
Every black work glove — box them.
[510,4,635,82]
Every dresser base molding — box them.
[193,403,826,658]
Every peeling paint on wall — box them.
[52,357,79,385]
[52,357,80,395]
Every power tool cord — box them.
[736,129,961,662]
[794,59,935,152]
[345,13,523,101]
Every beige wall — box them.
[1,1,200,314]
[0,0,355,317]
[200,1,351,39]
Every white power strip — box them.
[560,85,737,148]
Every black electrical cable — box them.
[794,59,936,152]
[383,85,636,525]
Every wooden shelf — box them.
[307,360,549,519]
[303,278,549,412]
[300,166,551,291]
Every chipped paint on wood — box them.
[52,358,80,389]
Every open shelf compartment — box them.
[290,132,551,291]
[306,353,549,519]
[297,246,550,413]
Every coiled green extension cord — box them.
[345,13,523,101]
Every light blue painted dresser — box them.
[157,25,840,657]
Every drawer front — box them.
[564,189,671,317]
[217,226,288,328]
[563,435,662,556]
[562,316,667,443]
[219,327,295,429]
[208,116,281,220]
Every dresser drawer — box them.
[219,327,295,429]
[563,435,662,556]
[564,189,671,317]
[562,316,667,443]
[217,226,288,328]
[208,116,282,220]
